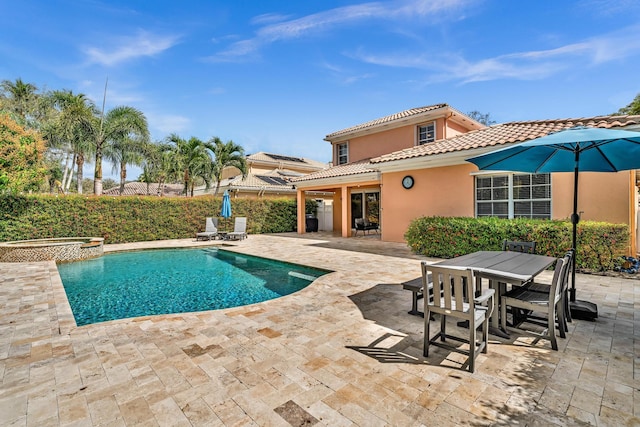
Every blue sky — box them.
[2,0,640,180]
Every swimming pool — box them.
[57,248,330,326]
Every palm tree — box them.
[168,134,213,197]
[94,106,149,195]
[140,141,179,196]
[105,135,148,195]
[0,78,39,125]
[46,90,97,194]
[208,137,247,195]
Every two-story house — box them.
[294,104,640,253]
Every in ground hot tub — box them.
[0,237,104,262]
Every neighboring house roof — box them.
[103,182,184,196]
[221,168,297,193]
[324,104,485,141]
[208,151,330,194]
[372,115,640,165]
[246,151,329,171]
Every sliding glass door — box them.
[351,190,380,227]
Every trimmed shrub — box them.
[0,195,318,244]
[405,216,629,272]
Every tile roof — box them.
[246,151,328,170]
[103,182,185,196]
[211,168,316,193]
[325,103,477,140]
[292,159,377,182]
[371,115,640,164]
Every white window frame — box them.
[336,142,349,165]
[417,122,436,145]
[475,172,551,219]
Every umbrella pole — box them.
[570,154,579,302]
[569,149,598,320]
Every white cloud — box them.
[206,0,471,62]
[349,24,640,84]
[148,113,191,135]
[83,30,180,66]
[321,60,375,84]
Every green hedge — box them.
[405,216,629,272]
[0,195,318,244]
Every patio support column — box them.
[297,189,306,234]
[341,184,350,237]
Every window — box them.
[417,122,435,145]
[337,142,348,165]
[476,173,551,219]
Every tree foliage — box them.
[209,137,247,195]
[616,93,640,115]
[0,78,43,128]
[94,105,149,195]
[0,113,48,193]
[466,110,496,126]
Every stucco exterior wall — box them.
[443,119,470,139]
[381,164,476,242]
[333,189,343,233]
[333,117,471,165]
[380,167,635,245]
[343,127,415,164]
[551,171,633,224]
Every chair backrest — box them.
[548,255,569,305]
[234,217,247,232]
[428,266,476,317]
[205,217,217,232]
[420,261,433,291]
[355,218,364,228]
[502,240,536,254]
[558,250,574,297]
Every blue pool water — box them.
[57,248,330,326]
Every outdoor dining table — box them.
[430,250,557,338]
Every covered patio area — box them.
[0,233,637,426]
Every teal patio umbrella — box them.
[221,190,232,219]
[466,126,640,319]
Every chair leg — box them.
[564,289,572,323]
[469,324,476,373]
[548,305,558,350]
[501,297,508,332]
[424,307,431,357]
[482,319,489,354]
[440,314,446,342]
[557,300,567,338]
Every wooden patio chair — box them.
[423,266,495,373]
[500,253,570,350]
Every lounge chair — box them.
[226,217,247,240]
[196,217,218,241]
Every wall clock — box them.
[402,175,414,189]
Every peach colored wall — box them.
[341,126,415,164]
[333,117,475,164]
[333,189,343,232]
[380,167,634,244]
[443,120,468,139]
[551,171,632,224]
[381,165,477,242]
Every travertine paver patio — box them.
[0,233,638,426]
